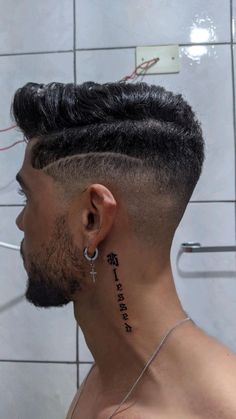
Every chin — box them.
[25,280,71,308]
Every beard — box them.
[20,214,86,308]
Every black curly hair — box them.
[11,81,205,247]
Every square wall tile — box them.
[0,207,77,361]
[76,0,230,48]
[77,49,135,83]
[171,202,236,352]
[0,0,73,53]
[0,52,74,205]
[0,362,76,419]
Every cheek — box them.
[23,205,47,248]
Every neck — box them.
[73,242,197,398]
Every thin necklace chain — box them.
[71,316,192,419]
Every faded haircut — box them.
[11,81,205,248]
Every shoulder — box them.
[216,359,236,416]
[197,353,236,418]
[210,389,236,419]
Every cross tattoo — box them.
[90,264,97,283]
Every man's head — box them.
[12,81,205,308]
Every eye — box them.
[17,187,28,204]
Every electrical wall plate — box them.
[136,45,180,75]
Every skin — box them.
[16,138,236,418]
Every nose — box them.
[15,209,24,231]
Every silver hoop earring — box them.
[83,247,98,283]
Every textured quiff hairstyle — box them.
[11,81,205,248]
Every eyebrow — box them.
[15,172,29,190]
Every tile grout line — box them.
[0,49,74,57]
[0,42,234,58]
[230,0,236,242]
[75,41,234,51]
[0,359,94,364]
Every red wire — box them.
[0,62,158,152]
[0,140,25,151]
[0,125,26,151]
[0,124,17,132]
[121,57,160,81]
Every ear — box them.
[82,184,117,254]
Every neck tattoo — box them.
[106,252,133,333]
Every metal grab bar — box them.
[181,242,236,253]
[1,240,236,253]
[0,241,20,251]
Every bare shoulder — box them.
[214,354,236,416]
[96,346,236,419]
[193,345,236,418]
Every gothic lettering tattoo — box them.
[113,268,119,281]
[106,252,133,333]
[107,252,119,266]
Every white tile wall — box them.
[0,0,235,417]
[0,0,73,54]
[76,48,134,84]
[0,362,76,419]
[76,0,230,49]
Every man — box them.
[13,81,236,419]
